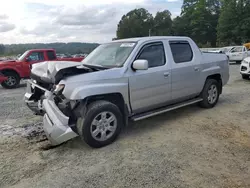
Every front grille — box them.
[241,66,247,71]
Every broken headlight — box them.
[53,84,65,94]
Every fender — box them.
[198,65,222,92]
[0,67,23,77]
[201,65,221,76]
[62,81,130,108]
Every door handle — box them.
[194,67,200,72]
[163,72,170,78]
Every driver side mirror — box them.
[132,59,148,70]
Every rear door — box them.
[229,47,244,61]
[169,40,201,101]
[129,41,171,113]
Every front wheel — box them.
[199,79,220,108]
[76,100,123,148]
[1,72,20,89]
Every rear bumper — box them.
[43,99,78,145]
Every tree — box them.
[0,44,5,55]
[190,0,220,46]
[239,0,250,43]
[153,10,172,36]
[172,16,191,36]
[116,8,154,39]
[173,0,220,47]
[217,0,240,45]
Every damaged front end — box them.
[42,96,79,145]
[24,80,51,115]
[25,79,82,145]
[24,61,90,115]
[24,61,97,145]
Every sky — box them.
[0,0,182,44]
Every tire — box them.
[1,71,20,89]
[76,100,123,148]
[242,74,249,80]
[199,79,220,108]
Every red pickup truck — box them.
[0,49,84,89]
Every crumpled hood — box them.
[31,61,84,83]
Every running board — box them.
[131,98,203,121]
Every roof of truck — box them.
[112,36,190,43]
[28,49,55,51]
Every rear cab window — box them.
[47,51,57,60]
[169,41,193,63]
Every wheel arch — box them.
[72,93,129,127]
[1,69,21,79]
[205,74,222,94]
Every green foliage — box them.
[217,0,239,45]
[217,0,250,45]
[116,0,250,47]
[177,0,220,46]
[153,10,172,36]
[0,42,99,56]
[0,44,5,54]
[116,8,154,39]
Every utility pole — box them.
[149,29,151,37]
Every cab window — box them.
[169,41,193,63]
[47,51,56,60]
[27,52,45,61]
[137,43,166,68]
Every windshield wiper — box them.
[82,63,109,70]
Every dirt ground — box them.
[0,64,250,188]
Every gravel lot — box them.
[0,65,250,188]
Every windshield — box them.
[230,46,242,53]
[82,42,136,67]
[223,48,231,52]
[18,51,29,61]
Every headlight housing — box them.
[53,84,65,94]
[241,59,247,65]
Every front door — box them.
[22,51,45,77]
[129,42,171,113]
[169,40,201,101]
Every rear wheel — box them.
[76,100,123,148]
[199,79,220,108]
[1,72,20,89]
[242,74,249,80]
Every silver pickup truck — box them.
[24,36,229,148]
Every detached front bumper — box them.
[43,99,78,145]
[24,80,46,115]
